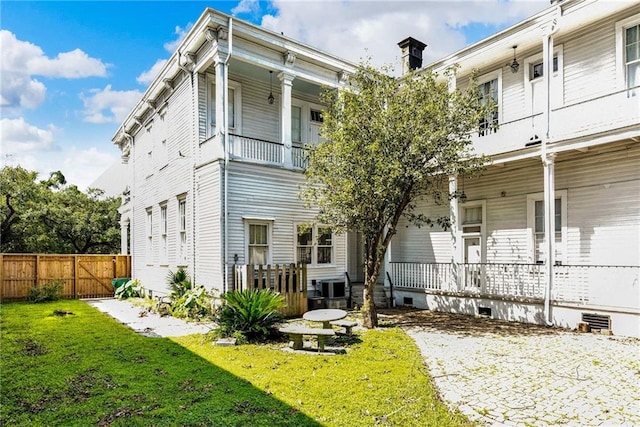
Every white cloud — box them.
[163,24,192,53]
[136,59,168,85]
[0,117,58,154]
[261,0,548,72]
[62,146,119,192]
[232,0,261,16]
[0,30,108,111]
[81,85,142,123]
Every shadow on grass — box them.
[0,301,321,427]
[376,307,561,337]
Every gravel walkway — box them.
[379,309,640,427]
[85,298,214,337]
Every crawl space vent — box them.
[403,297,414,306]
[581,313,611,331]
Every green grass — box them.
[1,300,471,426]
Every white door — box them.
[463,237,482,289]
[308,109,324,144]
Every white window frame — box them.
[177,196,187,266]
[291,104,303,144]
[146,208,153,264]
[458,200,486,264]
[476,70,502,137]
[524,44,564,112]
[526,190,567,265]
[160,202,168,265]
[616,13,640,95]
[294,224,335,266]
[209,77,242,137]
[244,219,273,266]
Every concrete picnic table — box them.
[303,308,347,329]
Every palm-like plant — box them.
[166,268,192,299]
[215,289,285,342]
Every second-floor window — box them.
[292,105,302,143]
[478,78,499,137]
[626,24,639,93]
[210,80,241,135]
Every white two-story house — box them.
[387,0,640,338]
[113,8,357,300]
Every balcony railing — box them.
[470,86,640,157]
[389,262,640,310]
[229,133,283,165]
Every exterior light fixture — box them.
[460,174,467,202]
[510,45,519,73]
[268,71,275,104]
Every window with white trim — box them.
[617,14,640,96]
[210,80,241,135]
[291,105,302,143]
[146,208,153,264]
[247,222,271,265]
[160,203,168,264]
[527,191,567,265]
[177,197,187,265]
[524,45,564,113]
[476,70,501,137]
[295,225,333,265]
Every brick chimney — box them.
[398,37,427,75]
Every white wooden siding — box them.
[393,199,451,263]
[393,144,639,267]
[195,161,222,289]
[226,162,347,286]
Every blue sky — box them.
[1,0,548,191]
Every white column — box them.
[120,218,129,255]
[214,56,228,148]
[279,71,295,168]
[449,175,461,292]
[543,153,556,312]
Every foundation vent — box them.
[478,307,492,317]
[581,313,611,331]
[403,297,414,306]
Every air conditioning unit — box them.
[318,279,347,309]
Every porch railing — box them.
[389,262,640,310]
[229,133,283,165]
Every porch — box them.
[388,262,640,310]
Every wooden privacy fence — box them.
[1,254,132,301]
[233,263,307,317]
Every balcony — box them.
[389,262,640,310]
[470,86,640,157]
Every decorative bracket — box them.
[283,51,296,67]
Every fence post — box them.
[74,255,79,299]
[0,254,3,302]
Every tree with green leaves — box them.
[1,166,121,254]
[301,63,491,328]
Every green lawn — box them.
[1,300,471,426]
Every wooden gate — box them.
[233,263,307,317]
[0,254,132,301]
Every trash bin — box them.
[111,278,131,290]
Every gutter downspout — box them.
[124,132,135,281]
[223,17,233,294]
[541,15,559,327]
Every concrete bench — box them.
[280,326,335,351]
[330,320,358,335]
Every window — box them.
[177,198,187,265]
[160,203,168,264]
[476,71,501,137]
[616,14,640,96]
[310,109,323,123]
[248,223,270,265]
[146,208,153,264]
[626,24,640,92]
[296,225,333,265]
[524,45,564,113]
[291,106,302,143]
[527,191,567,264]
[210,80,241,135]
[530,57,558,80]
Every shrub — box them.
[167,268,192,299]
[27,280,64,303]
[214,289,285,343]
[115,279,144,300]
[170,286,213,320]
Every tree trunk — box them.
[361,275,378,328]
